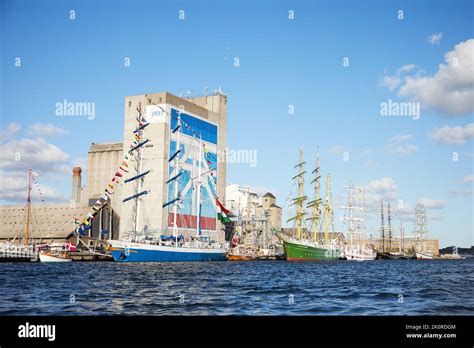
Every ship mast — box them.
[324,174,330,242]
[287,146,307,240]
[134,106,144,236]
[414,203,427,252]
[380,201,385,253]
[388,202,392,252]
[307,149,321,242]
[196,134,203,237]
[297,146,304,240]
[400,219,403,253]
[25,169,32,245]
[172,112,182,243]
[340,181,365,249]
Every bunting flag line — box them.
[71,104,155,240]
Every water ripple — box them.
[0,260,473,315]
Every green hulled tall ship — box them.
[277,147,343,261]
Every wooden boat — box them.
[39,251,72,262]
[416,251,434,260]
[227,245,258,261]
[0,169,41,262]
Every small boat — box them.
[39,251,72,262]
[346,247,377,261]
[0,169,42,263]
[39,243,73,262]
[227,245,258,261]
[436,247,465,260]
[416,251,434,260]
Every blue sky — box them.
[1,0,473,247]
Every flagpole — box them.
[196,134,202,238]
[172,111,181,245]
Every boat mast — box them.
[399,219,403,253]
[348,180,353,248]
[414,203,427,252]
[134,105,144,236]
[288,146,306,240]
[25,169,32,245]
[297,146,304,240]
[196,134,202,237]
[312,151,320,242]
[172,111,182,243]
[380,201,385,253]
[388,202,392,252]
[324,173,330,242]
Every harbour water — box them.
[0,260,472,316]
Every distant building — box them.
[256,192,282,230]
[225,185,282,230]
[225,184,260,218]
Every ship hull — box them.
[39,253,72,262]
[282,240,342,261]
[345,249,377,261]
[416,252,434,260]
[108,240,227,262]
[378,252,407,260]
[227,254,256,261]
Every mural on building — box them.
[167,108,218,231]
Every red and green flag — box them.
[216,198,231,223]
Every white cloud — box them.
[389,134,413,143]
[0,137,70,173]
[28,123,67,137]
[449,188,472,197]
[380,65,417,90]
[387,143,418,156]
[364,177,398,210]
[418,198,446,209]
[387,134,418,156]
[398,39,474,116]
[329,145,345,156]
[0,122,21,142]
[427,33,443,45]
[380,75,401,91]
[459,174,474,184]
[429,123,474,145]
[366,177,397,195]
[397,64,417,74]
[0,171,67,203]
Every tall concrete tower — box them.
[72,167,82,204]
[120,91,227,242]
